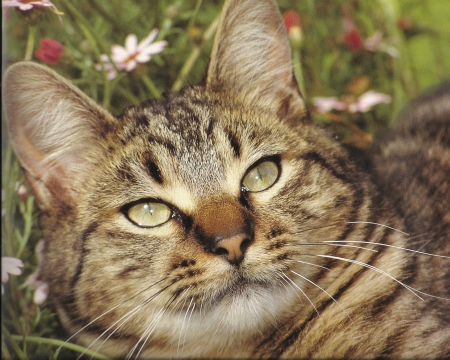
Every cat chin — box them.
[156,281,298,343]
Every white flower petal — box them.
[138,29,159,51]
[2,257,24,283]
[19,4,33,10]
[313,97,347,113]
[34,283,49,305]
[107,69,118,80]
[125,34,138,53]
[364,32,383,51]
[111,45,128,63]
[141,41,167,56]
[135,53,151,63]
[350,91,391,112]
[125,60,137,72]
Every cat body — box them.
[3,0,449,358]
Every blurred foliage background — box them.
[2,0,450,358]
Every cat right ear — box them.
[206,0,307,123]
[2,62,115,207]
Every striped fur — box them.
[3,0,449,358]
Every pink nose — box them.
[213,233,251,265]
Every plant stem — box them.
[24,26,37,61]
[292,50,306,99]
[142,75,161,99]
[11,335,112,360]
[2,325,28,360]
[171,13,220,92]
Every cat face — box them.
[44,85,366,356]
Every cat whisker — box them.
[280,272,321,319]
[199,295,205,317]
[59,277,169,356]
[288,270,351,321]
[321,240,450,259]
[286,241,379,253]
[317,255,450,301]
[317,254,426,301]
[128,305,168,360]
[132,292,183,360]
[176,293,194,357]
[82,280,177,360]
[345,221,410,236]
[286,258,331,272]
[182,300,197,354]
[288,222,344,236]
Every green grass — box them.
[2,0,450,358]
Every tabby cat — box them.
[3,0,449,358]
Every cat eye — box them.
[126,201,172,228]
[242,160,279,192]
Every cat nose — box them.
[212,232,252,265]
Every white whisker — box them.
[84,283,173,360]
[281,273,320,319]
[289,259,331,272]
[317,254,424,300]
[61,277,168,356]
[322,240,450,259]
[176,292,193,357]
[346,221,410,236]
[289,270,351,321]
[128,306,167,360]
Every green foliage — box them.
[2,0,449,358]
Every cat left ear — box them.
[3,62,115,207]
[206,0,307,123]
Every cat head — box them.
[3,0,371,357]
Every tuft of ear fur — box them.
[207,0,307,123]
[2,62,115,207]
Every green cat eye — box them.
[242,160,279,192]
[127,201,171,227]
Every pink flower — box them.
[282,10,303,49]
[313,97,347,113]
[95,54,118,80]
[313,90,391,113]
[2,257,24,295]
[97,29,167,80]
[35,38,64,64]
[2,0,63,22]
[283,10,301,33]
[2,0,57,11]
[343,27,364,53]
[348,90,391,113]
[23,240,48,304]
[364,32,399,58]
[25,272,48,305]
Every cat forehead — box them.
[111,87,292,196]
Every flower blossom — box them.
[2,257,24,295]
[35,38,64,64]
[2,0,57,11]
[342,17,398,57]
[23,240,48,304]
[2,0,63,22]
[313,90,391,114]
[282,10,303,49]
[364,32,399,58]
[96,29,167,80]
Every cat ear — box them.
[206,0,307,122]
[3,62,115,207]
